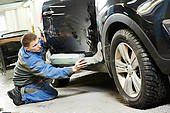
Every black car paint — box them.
[98,0,170,74]
[42,0,170,74]
[42,0,97,54]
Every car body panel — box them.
[42,0,170,74]
[42,0,97,55]
[97,0,170,74]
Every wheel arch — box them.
[101,13,168,75]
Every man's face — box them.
[26,38,42,52]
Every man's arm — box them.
[26,55,73,79]
[26,55,86,79]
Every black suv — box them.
[42,0,170,109]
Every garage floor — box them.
[0,69,170,113]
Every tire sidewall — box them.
[110,30,145,103]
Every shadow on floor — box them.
[61,72,170,106]
[60,72,122,99]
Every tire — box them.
[51,78,70,87]
[110,29,168,109]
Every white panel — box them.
[0,13,7,33]
[16,7,31,31]
[5,9,18,32]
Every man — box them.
[7,33,86,106]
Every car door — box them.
[42,0,96,52]
[42,0,101,66]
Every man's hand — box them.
[72,59,87,73]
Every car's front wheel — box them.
[110,29,168,109]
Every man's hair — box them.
[21,33,37,47]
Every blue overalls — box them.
[13,39,73,104]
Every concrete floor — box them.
[0,69,170,113]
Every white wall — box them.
[16,7,32,31]
[0,4,32,34]
[0,0,48,35]
[5,9,19,32]
[30,0,48,35]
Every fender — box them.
[102,13,170,74]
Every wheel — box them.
[110,29,168,109]
[51,78,70,87]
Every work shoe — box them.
[7,88,25,106]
